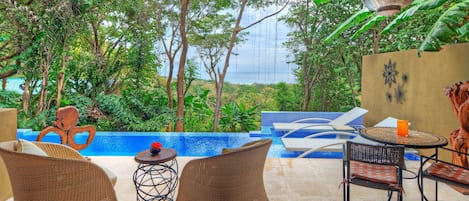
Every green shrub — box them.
[219,101,257,132]
[0,90,21,108]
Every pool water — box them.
[17,131,342,158]
[17,131,419,160]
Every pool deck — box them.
[91,156,467,201]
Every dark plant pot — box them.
[150,148,161,155]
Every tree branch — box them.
[0,69,17,79]
[239,0,291,32]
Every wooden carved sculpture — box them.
[444,81,469,168]
[36,106,96,150]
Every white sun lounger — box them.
[281,138,347,158]
[282,117,416,158]
[273,107,368,136]
[273,124,356,132]
[351,117,400,145]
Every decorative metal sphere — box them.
[362,0,414,16]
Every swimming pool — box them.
[17,131,342,158]
[17,130,419,160]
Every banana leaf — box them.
[418,0,448,10]
[457,22,469,38]
[381,0,447,34]
[381,4,420,34]
[324,8,372,43]
[314,0,330,5]
[419,0,469,52]
[351,15,386,40]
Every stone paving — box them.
[91,156,468,201]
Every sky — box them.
[159,5,297,85]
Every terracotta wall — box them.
[0,108,17,200]
[362,43,469,157]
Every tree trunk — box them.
[212,81,223,131]
[372,22,384,54]
[301,53,321,111]
[175,0,190,132]
[37,55,50,115]
[211,0,247,131]
[166,58,174,132]
[56,45,68,107]
[340,55,358,107]
[302,53,310,111]
[22,78,31,113]
[20,58,31,113]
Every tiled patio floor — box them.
[91,157,467,201]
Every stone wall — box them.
[361,43,469,157]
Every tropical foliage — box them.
[322,0,469,53]
[219,101,258,132]
[280,0,365,111]
[2,0,447,133]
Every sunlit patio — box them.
[92,156,466,201]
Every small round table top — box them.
[134,148,177,165]
[359,127,448,149]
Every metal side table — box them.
[133,148,178,201]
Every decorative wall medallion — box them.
[394,84,405,104]
[382,58,408,104]
[401,73,408,83]
[383,59,398,88]
[386,92,392,102]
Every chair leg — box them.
[343,182,346,201]
[387,191,393,201]
[346,183,350,201]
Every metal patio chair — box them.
[343,141,405,201]
[419,147,469,201]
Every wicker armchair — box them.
[0,141,117,201]
[176,139,272,201]
[343,141,405,201]
[420,147,469,201]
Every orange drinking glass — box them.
[397,119,408,137]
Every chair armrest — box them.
[33,142,86,160]
[420,147,469,167]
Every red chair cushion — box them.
[425,162,469,186]
[350,160,398,184]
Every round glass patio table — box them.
[358,127,448,149]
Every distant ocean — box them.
[159,6,298,85]
[212,71,295,84]
[4,71,296,94]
